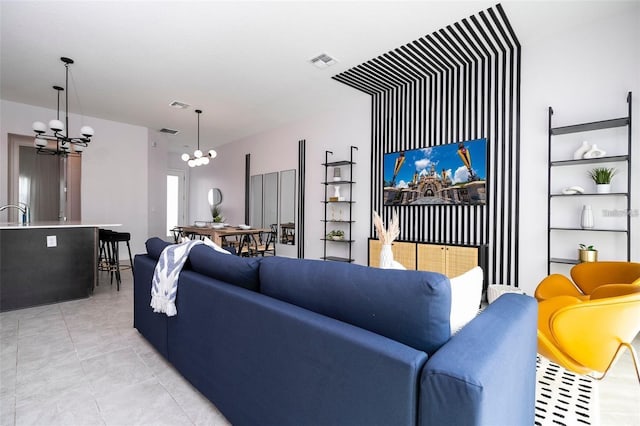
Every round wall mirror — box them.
[208,188,223,207]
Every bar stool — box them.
[98,230,134,291]
[98,228,113,273]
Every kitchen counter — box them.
[0,223,119,311]
[0,221,121,229]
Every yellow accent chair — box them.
[537,284,640,383]
[535,261,640,301]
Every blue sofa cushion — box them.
[259,257,451,355]
[145,237,172,260]
[189,244,261,292]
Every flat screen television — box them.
[383,138,488,206]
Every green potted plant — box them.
[326,230,345,241]
[211,206,224,223]
[578,243,597,263]
[588,167,617,194]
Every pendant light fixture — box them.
[181,109,217,167]
[32,57,94,155]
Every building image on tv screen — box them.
[383,138,487,206]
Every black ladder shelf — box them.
[322,146,357,262]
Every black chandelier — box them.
[32,57,94,155]
[181,109,217,167]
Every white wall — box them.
[186,2,639,285]
[187,93,371,262]
[0,100,150,254]
[3,2,636,282]
[518,4,640,295]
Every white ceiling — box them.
[1,1,635,153]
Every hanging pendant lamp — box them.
[32,57,94,155]
[181,109,217,167]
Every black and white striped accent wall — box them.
[333,4,521,286]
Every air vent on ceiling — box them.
[310,53,338,69]
[159,128,179,135]
[169,100,190,109]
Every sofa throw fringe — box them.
[151,239,203,316]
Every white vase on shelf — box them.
[596,183,611,194]
[581,205,594,229]
[573,141,591,159]
[583,144,606,159]
[380,244,394,268]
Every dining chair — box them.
[254,229,276,256]
[237,234,257,257]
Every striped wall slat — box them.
[298,139,306,259]
[332,3,521,286]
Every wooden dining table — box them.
[178,225,270,247]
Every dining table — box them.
[178,225,270,248]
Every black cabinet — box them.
[0,227,97,311]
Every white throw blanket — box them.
[150,239,203,317]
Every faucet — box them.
[0,203,31,224]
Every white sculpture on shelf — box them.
[562,185,585,195]
[583,144,606,159]
[573,141,591,159]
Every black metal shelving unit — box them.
[547,92,632,274]
[322,146,357,263]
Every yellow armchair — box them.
[535,261,640,301]
[537,285,640,383]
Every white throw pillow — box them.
[449,266,484,334]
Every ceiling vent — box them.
[310,53,338,69]
[159,128,179,135]
[169,100,190,109]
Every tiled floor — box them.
[0,271,229,426]
[1,271,638,425]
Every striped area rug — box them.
[535,355,599,426]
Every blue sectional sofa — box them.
[134,238,537,426]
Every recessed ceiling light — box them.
[310,53,338,69]
[159,128,179,135]
[169,100,190,109]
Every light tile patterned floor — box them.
[0,271,229,426]
[0,271,638,425]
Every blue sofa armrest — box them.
[133,254,169,358]
[419,293,538,426]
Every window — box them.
[166,170,185,237]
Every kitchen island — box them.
[0,222,120,312]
